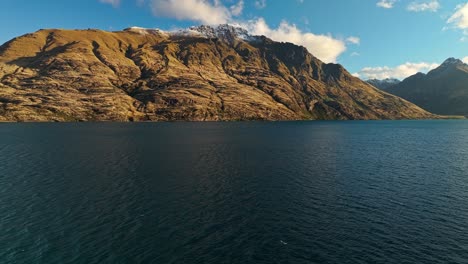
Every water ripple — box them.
[1,121,468,263]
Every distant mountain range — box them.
[384,58,468,116]
[0,25,433,121]
[367,78,401,90]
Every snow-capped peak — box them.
[367,78,400,84]
[124,24,257,43]
[366,78,401,90]
[187,24,252,40]
[441,57,464,67]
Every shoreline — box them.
[0,116,466,124]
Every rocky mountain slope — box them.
[386,58,468,116]
[0,25,434,121]
[367,78,401,90]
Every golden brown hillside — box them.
[0,25,434,121]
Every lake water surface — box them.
[1,121,468,263]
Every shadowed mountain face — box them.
[387,58,468,116]
[0,25,432,121]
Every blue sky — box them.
[1,0,467,79]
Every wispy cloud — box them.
[447,3,468,40]
[447,3,468,30]
[230,0,244,16]
[150,0,233,25]
[355,62,439,80]
[255,0,267,9]
[346,36,360,45]
[377,0,397,9]
[99,0,120,7]
[463,56,468,64]
[407,1,440,12]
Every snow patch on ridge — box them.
[124,24,259,42]
[126,26,166,35]
[441,57,465,67]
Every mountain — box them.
[0,25,433,121]
[386,58,468,116]
[367,78,401,90]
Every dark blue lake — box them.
[1,121,468,263]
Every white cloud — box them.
[230,0,244,16]
[255,0,267,9]
[356,62,439,80]
[350,52,360,57]
[245,18,346,63]
[447,3,468,30]
[100,0,120,7]
[463,56,468,64]
[447,3,468,39]
[147,0,349,63]
[346,36,360,45]
[377,0,397,9]
[150,0,232,24]
[407,1,440,12]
